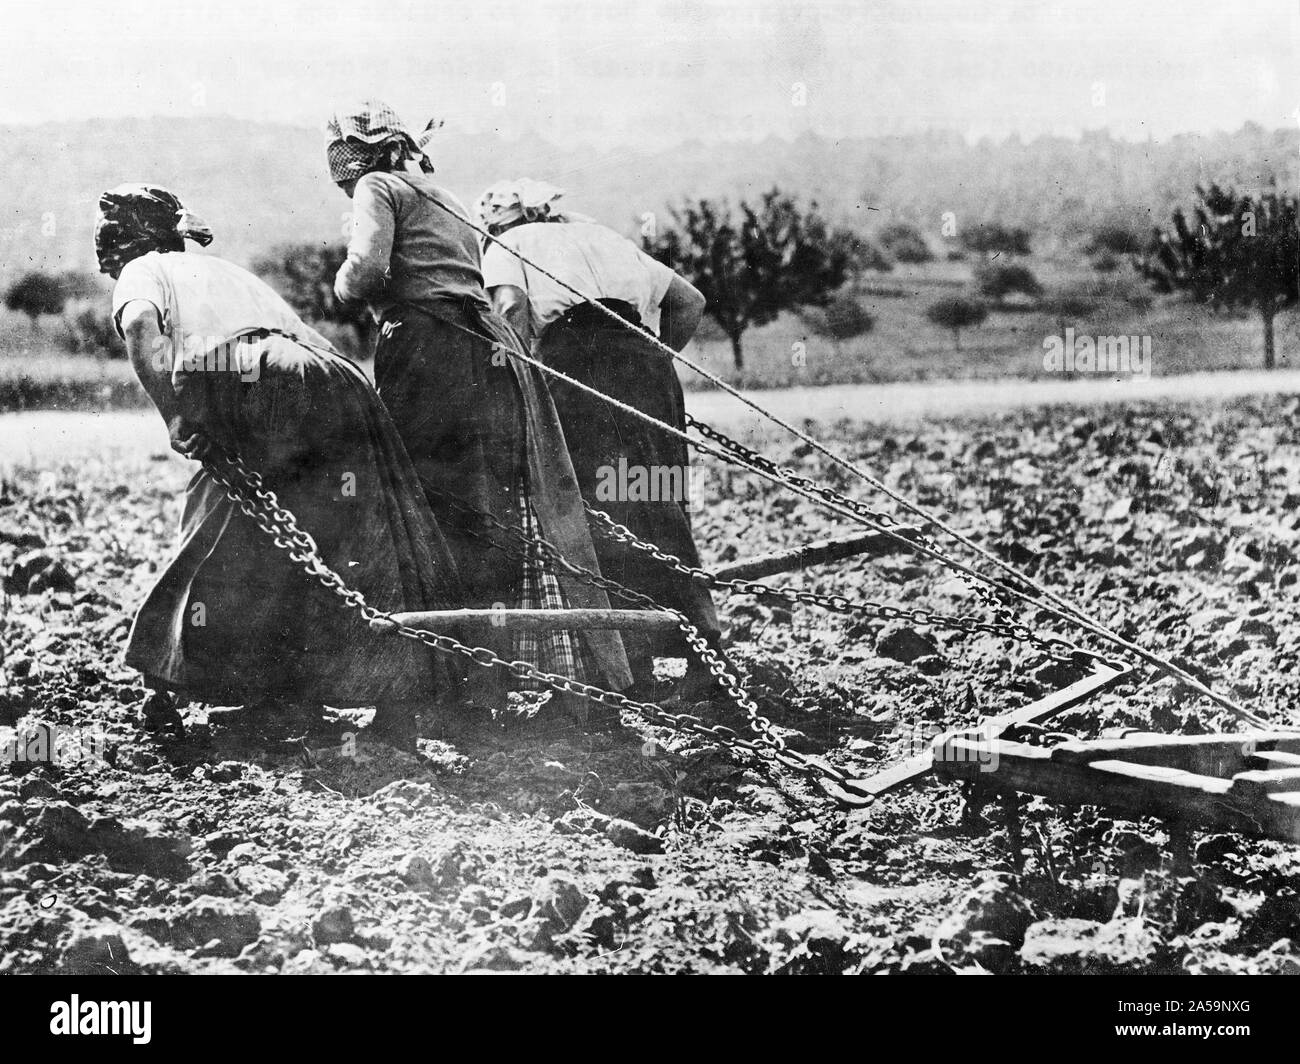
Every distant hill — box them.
[1,116,1296,283]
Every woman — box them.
[98,183,464,743]
[476,180,720,698]
[326,103,632,710]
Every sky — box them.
[0,0,1296,147]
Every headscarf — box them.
[94,184,214,277]
[325,99,438,185]
[474,179,592,237]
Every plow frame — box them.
[933,729,1300,844]
[848,660,1133,797]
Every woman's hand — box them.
[167,416,213,461]
[489,283,532,349]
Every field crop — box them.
[4,393,1300,973]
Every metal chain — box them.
[687,413,899,527]
[684,414,1091,655]
[201,452,874,802]
[685,412,1270,723]
[580,503,1097,666]
[490,330,1142,675]
[421,486,795,758]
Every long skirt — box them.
[373,300,631,693]
[535,301,721,667]
[125,330,465,705]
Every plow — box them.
[195,193,1293,850]
[935,731,1300,849]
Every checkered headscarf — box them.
[325,100,438,185]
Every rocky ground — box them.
[4,394,1300,974]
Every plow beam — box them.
[370,608,681,634]
[709,525,928,582]
[932,732,1300,843]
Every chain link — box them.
[687,413,900,527]
[421,485,794,756]
[202,452,871,801]
[581,503,1093,665]
[683,414,1108,665]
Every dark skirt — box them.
[535,301,720,665]
[373,300,632,691]
[125,331,466,705]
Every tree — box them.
[877,222,933,263]
[974,261,1043,305]
[252,242,375,353]
[801,293,874,347]
[961,222,1032,256]
[926,296,987,351]
[1142,184,1299,369]
[643,189,856,370]
[831,231,892,280]
[65,302,126,359]
[4,272,66,323]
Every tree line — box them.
[5,183,1296,372]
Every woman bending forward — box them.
[99,183,465,742]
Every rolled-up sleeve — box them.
[335,173,396,303]
[111,257,167,336]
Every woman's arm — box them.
[119,300,209,459]
[121,299,174,419]
[489,284,533,349]
[335,174,395,304]
[658,274,706,352]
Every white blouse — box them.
[481,221,676,339]
[112,251,333,370]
